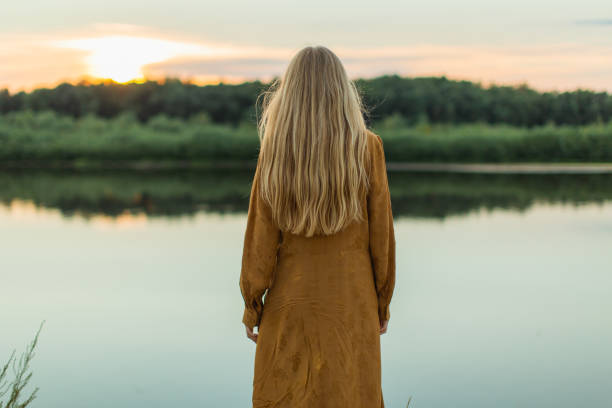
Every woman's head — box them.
[256,45,371,237]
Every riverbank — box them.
[1,110,612,164]
[386,162,612,174]
[3,159,612,174]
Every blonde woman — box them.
[239,45,396,407]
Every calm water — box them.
[1,170,611,408]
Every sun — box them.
[55,35,225,83]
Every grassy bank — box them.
[1,110,612,164]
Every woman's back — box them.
[240,127,395,407]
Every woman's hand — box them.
[380,319,389,335]
[245,324,258,343]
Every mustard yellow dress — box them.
[239,130,396,408]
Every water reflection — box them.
[1,170,612,219]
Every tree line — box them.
[1,75,611,127]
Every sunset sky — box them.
[2,0,611,93]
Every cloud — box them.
[2,27,612,93]
[574,19,612,26]
[0,34,89,91]
[144,57,289,83]
[145,44,612,92]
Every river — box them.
[1,170,611,408]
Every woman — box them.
[239,45,396,407]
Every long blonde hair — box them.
[256,45,371,237]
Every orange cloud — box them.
[1,27,612,93]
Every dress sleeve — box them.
[239,158,282,331]
[367,133,396,322]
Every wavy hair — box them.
[256,45,371,237]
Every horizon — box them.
[3,72,611,96]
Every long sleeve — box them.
[367,133,396,322]
[239,158,282,331]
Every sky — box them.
[1,0,611,93]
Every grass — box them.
[1,110,612,164]
[373,115,612,163]
[0,321,44,408]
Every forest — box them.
[2,75,612,127]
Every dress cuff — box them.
[378,303,390,322]
[242,307,260,331]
